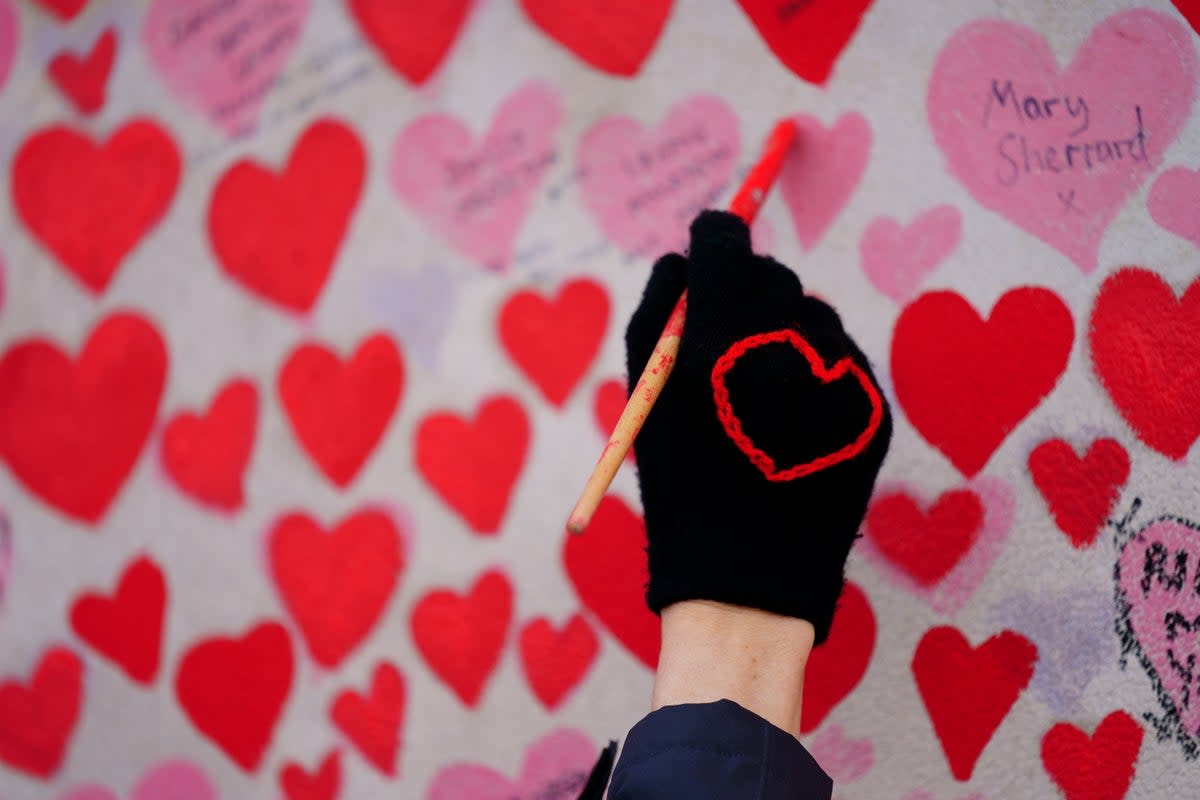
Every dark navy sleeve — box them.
[604,699,833,799]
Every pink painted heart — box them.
[928,9,1197,272]
[0,0,16,95]
[142,0,311,137]
[860,205,962,303]
[425,728,595,800]
[391,81,563,271]
[1149,166,1200,250]
[1116,518,1200,748]
[577,94,740,258]
[58,760,216,800]
[808,725,873,783]
[778,112,871,250]
[859,477,1014,615]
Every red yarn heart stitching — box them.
[711,328,883,481]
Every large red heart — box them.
[0,312,167,524]
[209,119,365,313]
[175,621,294,772]
[0,647,83,779]
[1029,438,1129,549]
[800,581,876,733]
[735,0,874,85]
[712,328,885,481]
[47,28,116,115]
[498,278,610,408]
[892,288,1074,477]
[280,749,341,800]
[414,394,529,535]
[912,626,1037,781]
[1089,268,1200,461]
[279,333,403,488]
[347,0,474,84]
[12,121,180,294]
[864,489,984,587]
[269,509,404,668]
[518,613,599,710]
[563,494,660,669]
[31,0,87,21]
[519,0,673,76]
[161,378,258,512]
[1041,710,1143,800]
[69,555,165,685]
[330,662,405,776]
[410,569,512,707]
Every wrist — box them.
[651,599,815,736]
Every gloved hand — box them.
[626,210,892,645]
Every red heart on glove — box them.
[711,328,884,481]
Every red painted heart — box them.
[410,569,512,707]
[864,489,984,586]
[32,0,88,21]
[1029,438,1129,549]
[279,333,403,488]
[1041,710,1143,800]
[800,581,876,733]
[563,494,660,669]
[735,0,874,85]
[48,28,117,115]
[12,121,180,294]
[280,749,341,800]
[161,378,258,512]
[209,119,365,313]
[0,647,83,779]
[519,0,673,76]
[518,613,599,710]
[912,626,1037,781]
[0,313,167,524]
[414,394,530,535]
[269,509,404,668]
[69,555,166,685]
[175,621,294,772]
[330,662,405,776]
[347,0,474,84]
[712,328,884,481]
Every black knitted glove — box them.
[626,210,892,644]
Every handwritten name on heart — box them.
[779,112,871,251]
[143,0,310,136]
[392,81,563,271]
[860,205,962,303]
[1090,268,1200,461]
[928,9,1197,271]
[1116,518,1200,754]
[0,647,83,779]
[58,760,217,800]
[1149,167,1200,250]
[426,727,595,800]
[577,94,739,258]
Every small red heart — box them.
[912,626,1037,781]
[1041,710,1143,800]
[69,555,165,685]
[31,0,87,21]
[175,622,294,772]
[12,121,180,294]
[499,278,610,408]
[347,0,474,84]
[279,333,403,488]
[280,749,341,800]
[864,489,983,586]
[1089,268,1200,461]
[209,119,365,313]
[48,28,116,115]
[519,0,673,76]
[712,328,884,481]
[1029,438,1129,549]
[563,494,660,669]
[800,581,876,733]
[0,313,167,524]
[892,288,1074,476]
[330,662,405,776]
[518,613,599,710]
[269,509,404,668]
[410,569,512,707]
[0,647,83,779]
[161,378,258,512]
[414,394,530,535]
[593,378,634,462]
[735,0,874,85]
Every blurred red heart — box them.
[519,613,599,709]
[330,662,405,775]
[801,581,875,733]
[48,28,117,114]
[735,0,874,84]
[70,555,166,685]
[0,647,83,779]
[280,749,341,800]
[347,0,474,84]
[520,0,673,76]
[161,379,258,511]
